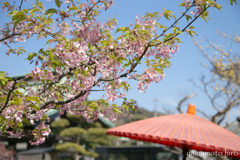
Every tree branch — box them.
[0,33,22,42]
[0,80,17,114]
[196,109,210,120]
[177,94,195,113]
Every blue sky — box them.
[0,0,239,123]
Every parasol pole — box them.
[182,147,189,160]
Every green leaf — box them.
[188,30,198,36]
[0,116,5,124]
[164,33,173,42]
[25,96,40,103]
[115,27,129,33]
[134,24,142,29]
[229,0,237,5]
[0,73,4,79]
[189,26,195,29]
[27,104,40,110]
[23,9,28,14]
[43,17,54,25]
[86,15,91,20]
[139,30,152,37]
[186,15,192,23]
[139,30,149,34]
[26,53,37,61]
[162,7,174,20]
[2,2,10,6]
[18,122,23,128]
[97,99,109,107]
[10,97,22,105]
[42,115,49,121]
[69,5,78,10]
[55,0,61,8]
[0,124,6,133]
[177,31,183,34]
[215,4,222,10]
[122,104,129,113]
[48,52,54,61]
[45,8,57,17]
[178,2,185,7]
[113,106,122,115]
[13,16,26,27]
[30,8,40,14]
[125,30,131,38]
[73,38,82,42]
[22,119,31,126]
[130,105,137,113]
[120,82,130,92]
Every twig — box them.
[0,33,22,42]
[196,109,210,120]
[177,94,195,113]
[151,2,194,43]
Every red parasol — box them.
[107,104,240,160]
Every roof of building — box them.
[226,117,240,136]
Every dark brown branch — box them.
[39,67,75,95]
[196,109,210,120]
[199,76,221,112]
[151,2,194,43]
[217,113,226,125]
[19,0,24,11]
[43,29,60,43]
[177,94,195,113]
[0,33,22,42]
[0,80,17,114]
[87,0,101,15]
[40,91,87,110]
[157,7,208,46]
[11,0,24,35]
[89,89,105,92]
[97,48,151,82]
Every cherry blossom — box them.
[0,0,227,145]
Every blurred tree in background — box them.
[192,31,240,126]
[51,113,116,159]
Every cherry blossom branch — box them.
[87,0,101,15]
[101,46,151,82]
[42,29,60,43]
[0,33,22,42]
[38,67,76,95]
[40,91,87,110]
[152,1,194,42]
[19,0,24,11]
[89,89,105,92]
[0,80,17,114]
[70,0,76,6]
[157,7,208,45]
[12,0,24,35]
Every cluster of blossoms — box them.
[0,0,220,145]
[30,123,51,145]
[0,142,15,160]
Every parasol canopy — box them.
[107,104,240,159]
